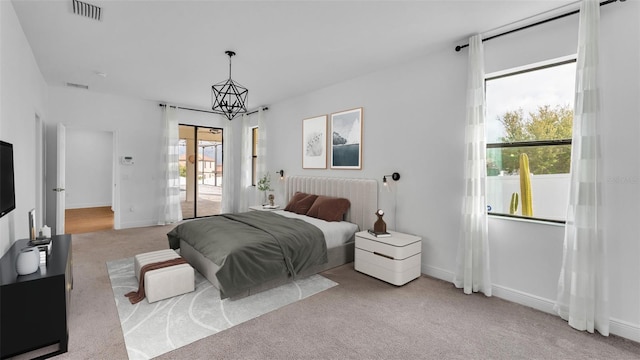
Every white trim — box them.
[66,202,112,210]
[118,220,157,229]
[424,264,557,316]
[422,264,454,283]
[491,284,556,314]
[112,130,120,230]
[420,264,640,342]
[485,54,577,80]
[488,214,565,227]
[609,318,640,343]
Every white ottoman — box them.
[133,249,195,303]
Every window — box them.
[485,59,576,222]
[252,127,258,186]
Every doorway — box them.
[179,125,223,219]
[63,128,114,233]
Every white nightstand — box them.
[354,230,422,286]
[248,205,280,211]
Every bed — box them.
[167,176,378,299]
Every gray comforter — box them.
[167,211,327,299]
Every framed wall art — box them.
[330,108,362,169]
[302,115,327,169]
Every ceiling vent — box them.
[66,82,89,90]
[72,0,102,21]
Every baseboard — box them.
[421,264,640,342]
[422,264,454,283]
[66,202,112,209]
[422,265,556,314]
[491,284,556,315]
[118,220,157,229]
[610,318,640,342]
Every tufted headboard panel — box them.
[284,176,378,231]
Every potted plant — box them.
[257,173,273,205]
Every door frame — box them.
[52,125,119,234]
[55,123,66,234]
[178,124,223,219]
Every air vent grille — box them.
[66,82,89,90]
[72,0,102,21]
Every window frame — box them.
[251,127,258,186]
[485,58,577,224]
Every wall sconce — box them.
[276,169,284,180]
[383,172,400,186]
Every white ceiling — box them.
[11,0,575,111]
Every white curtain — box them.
[221,117,236,214]
[157,106,183,225]
[238,114,253,212]
[554,0,608,336]
[255,109,269,205]
[453,34,492,296]
[256,108,267,181]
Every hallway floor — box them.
[65,206,114,234]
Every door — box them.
[178,125,223,219]
[55,123,66,234]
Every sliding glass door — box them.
[178,125,223,219]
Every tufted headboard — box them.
[284,176,378,231]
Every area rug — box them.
[107,257,338,360]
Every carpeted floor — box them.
[33,225,640,360]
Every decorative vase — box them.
[373,209,387,233]
[16,247,40,275]
[262,191,268,205]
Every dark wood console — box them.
[0,235,72,359]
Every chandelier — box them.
[211,51,248,120]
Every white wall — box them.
[46,88,228,231]
[0,2,48,255]
[65,128,113,209]
[267,45,467,282]
[46,87,161,230]
[599,1,640,338]
[266,2,640,341]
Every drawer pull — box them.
[373,252,395,260]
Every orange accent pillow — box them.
[306,195,351,222]
[284,192,318,215]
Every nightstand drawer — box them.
[355,248,421,286]
[355,236,421,260]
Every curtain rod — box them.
[158,104,269,116]
[454,0,623,52]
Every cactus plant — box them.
[509,192,519,215]
[519,153,533,217]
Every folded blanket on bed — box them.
[167,211,327,299]
[125,257,188,304]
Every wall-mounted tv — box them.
[0,140,16,218]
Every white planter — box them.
[16,247,40,275]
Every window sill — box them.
[488,213,565,227]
